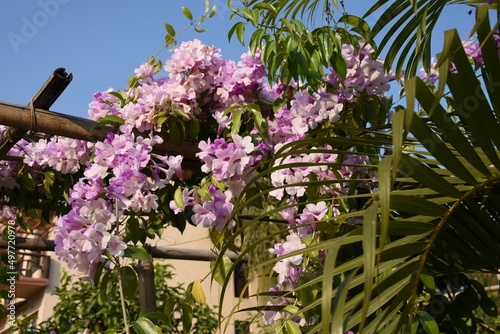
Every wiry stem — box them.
[115,198,131,334]
[118,259,131,334]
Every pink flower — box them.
[192,187,235,230]
[169,188,195,214]
[269,233,306,286]
[135,63,155,78]
[166,155,184,180]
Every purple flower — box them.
[192,187,235,230]
[169,188,195,214]
[295,202,328,237]
[269,233,306,286]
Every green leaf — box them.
[231,108,243,136]
[163,297,176,316]
[120,265,138,300]
[321,238,342,333]
[169,121,181,145]
[126,216,141,244]
[331,267,359,334]
[253,2,278,16]
[249,29,265,56]
[390,194,448,217]
[191,279,206,305]
[470,279,487,297]
[20,171,35,192]
[412,77,491,177]
[207,5,217,18]
[181,302,193,334]
[330,52,347,78]
[420,267,436,292]
[479,296,498,317]
[96,115,125,126]
[181,7,193,20]
[416,310,439,334]
[236,21,245,45]
[174,187,185,211]
[339,14,371,40]
[98,270,111,305]
[409,112,478,186]
[132,317,158,334]
[92,261,106,288]
[378,156,392,251]
[250,105,269,139]
[359,202,379,331]
[211,255,233,286]
[399,154,461,198]
[43,171,55,198]
[164,23,176,36]
[228,22,246,45]
[140,310,171,324]
[285,320,302,334]
[187,118,200,139]
[194,185,211,201]
[128,75,138,88]
[123,246,151,261]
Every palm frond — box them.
[365,0,498,77]
[218,7,500,333]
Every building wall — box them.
[153,224,258,332]
[4,223,261,333]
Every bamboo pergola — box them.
[0,68,245,312]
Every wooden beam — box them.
[0,68,72,158]
[0,237,246,262]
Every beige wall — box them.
[20,223,260,334]
[154,224,257,332]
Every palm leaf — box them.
[215,5,500,334]
[365,0,498,77]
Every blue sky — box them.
[0,1,478,119]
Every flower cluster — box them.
[0,126,25,190]
[54,125,182,279]
[24,137,93,174]
[0,39,391,289]
[269,233,306,287]
[325,44,395,98]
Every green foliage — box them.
[11,264,218,334]
[6,1,500,334]
[211,2,500,334]
[364,0,498,78]
[158,1,217,55]
[226,0,374,89]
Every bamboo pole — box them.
[137,260,157,313]
[0,101,111,142]
[0,101,201,169]
[0,68,72,158]
[0,237,247,262]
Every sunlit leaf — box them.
[123,246,151,261]
[192,279,206,305]
[181,7,193,20]
[132,317,157,334]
